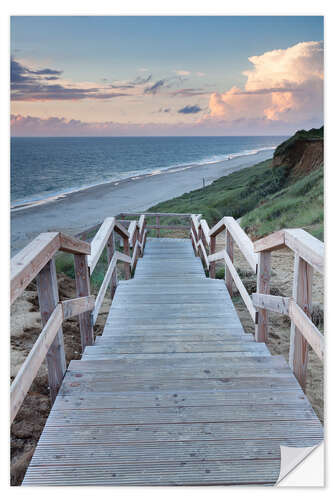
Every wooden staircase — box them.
[22,237,323,486]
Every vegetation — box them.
[274,126,323,158]
[149,130,324,241]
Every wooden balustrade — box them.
[191,216,324,390]
[10,230,95,422]
[252,228,324,389]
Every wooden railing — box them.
[10,232,95,422]
[251,228,324,389]
[191,215,258,327]
[88,215,147,324]
[190,217,324,390]
[10,215,148,424]
[118,212,196,237]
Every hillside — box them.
[149,127,324,241]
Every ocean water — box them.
[11,136,285,208]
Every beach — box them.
[11,148,273,254]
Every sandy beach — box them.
[11,149,273,254]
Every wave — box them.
[11,144,277,212]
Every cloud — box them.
[144,79,166,94]
[11,58,130,101]
[207,41,323,123]
[171,88,210,97]
[196,72,205,77]
[174,70,191,76]
[178,105,202,114]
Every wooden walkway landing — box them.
[23,238,323,486]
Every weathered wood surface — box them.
[252,293,290,315]
[87,217,115,273]
[255,250,271,343]
[253,229,324,275]
[74,254,94,349]
[11,232,60,304]
[62,296,95,320]
[36,258,66,403]
[11,304,63,423]
[24,237,323,486]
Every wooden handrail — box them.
[254,229,324,274]
[11,296,94,423]
[87,217,115,273]
[11,232,91,305]
[253,227,324,388]
[252,293,324,361]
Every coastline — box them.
[11,149,273,254]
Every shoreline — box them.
[11,145,276,212]
[11,149,273,254]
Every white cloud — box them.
[174,70,191,76]
[208,41,323,123]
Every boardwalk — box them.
[22,237,323,485]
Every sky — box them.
[10,16,324,136]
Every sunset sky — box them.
[11,16,324,136]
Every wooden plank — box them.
[53,388,307,411]
[131,241,141,272]
[209,235,216,278]
[74,254,94,349]
[289,301,324,362]
[23,460,281,486]
[253,230,285,253]
[10,304,63,423]
[122,235,132,279]
[114,250,132,264]
[223,217,257,272]
[156,215,160,238]
[199,219,211,247]
[224,251,257,323]
[209,218,226,238]
[36,258,66,403]
[198,240,209,269]
[114,221,130,239]
[252,293,290,315]
[34,420,323,446]
[87,217,115,273]
[225,229,234,296]
[147,225,189,231]
[128,220,137,246]
[284,229,324,275]
[289,255,312,390]
[106,229,117,299]
[11,232,60,304]
[118,212,192,218]
[59,233,90,255]
[93,255,117,324]
[62,296,95,320]
[255,251,271,343]
[208,249,224,263]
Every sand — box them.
[11,149,273,255]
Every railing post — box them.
[289,255,313,389]
[123,235,131,279]
[74,254,94,350]
[36,258,66,403]
[191,218,198,256]
[225,230,234,295]
[209,235,216,278]
[255,250,271,342]
[106,229,117,299]
[156,215,160,238]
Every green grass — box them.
[149,159,289,227]
[149,157,323,242]
[241,165,323,240]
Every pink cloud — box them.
[207,41,323,123]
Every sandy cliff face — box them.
[273,138,323,179]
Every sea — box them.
[11,136,286,209]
